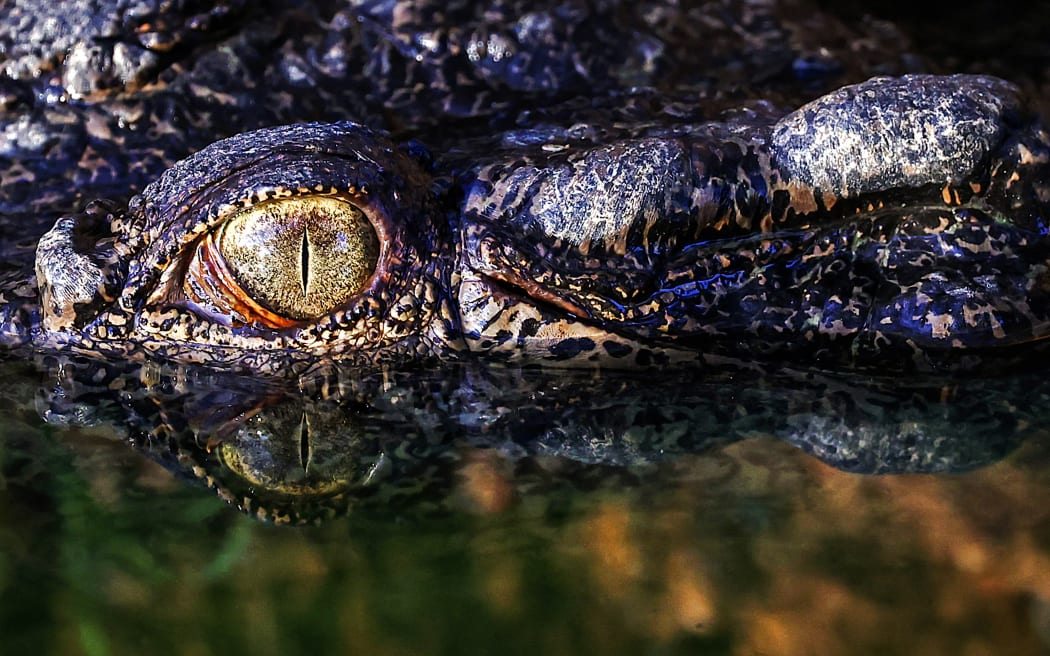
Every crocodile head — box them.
[18,75,1050,375]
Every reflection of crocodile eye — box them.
[185,197,380,328]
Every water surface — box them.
[2,356,1050,655]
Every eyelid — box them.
[139,181,383,289]
[121,154,380,310]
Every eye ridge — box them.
[183,196,381,328]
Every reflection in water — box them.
[34,354,1036,522]
[2,355,1050,654]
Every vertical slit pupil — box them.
[299,413,310,474]
[215,198,379,321]
[300,226,310,297]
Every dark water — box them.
[2,355,1050,655]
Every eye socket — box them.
[184,196,381,328]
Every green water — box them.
[2,357,1050,655]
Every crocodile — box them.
[3,1,1050,520]
[4,0,1050,375]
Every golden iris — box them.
[185,196,380,326]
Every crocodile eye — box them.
[184,197,381,328]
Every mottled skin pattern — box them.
[8,0,1040,372]
[459,75,1050,369]
[20,74,1050,373]
[3,1,1050,519]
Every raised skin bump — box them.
[770,75,1021,196]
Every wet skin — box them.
[3,0,1050,375]
[4,1,1050,518]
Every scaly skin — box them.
[2,0,950,373]
[5,1,1050,521]
[18,75,1050,374]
